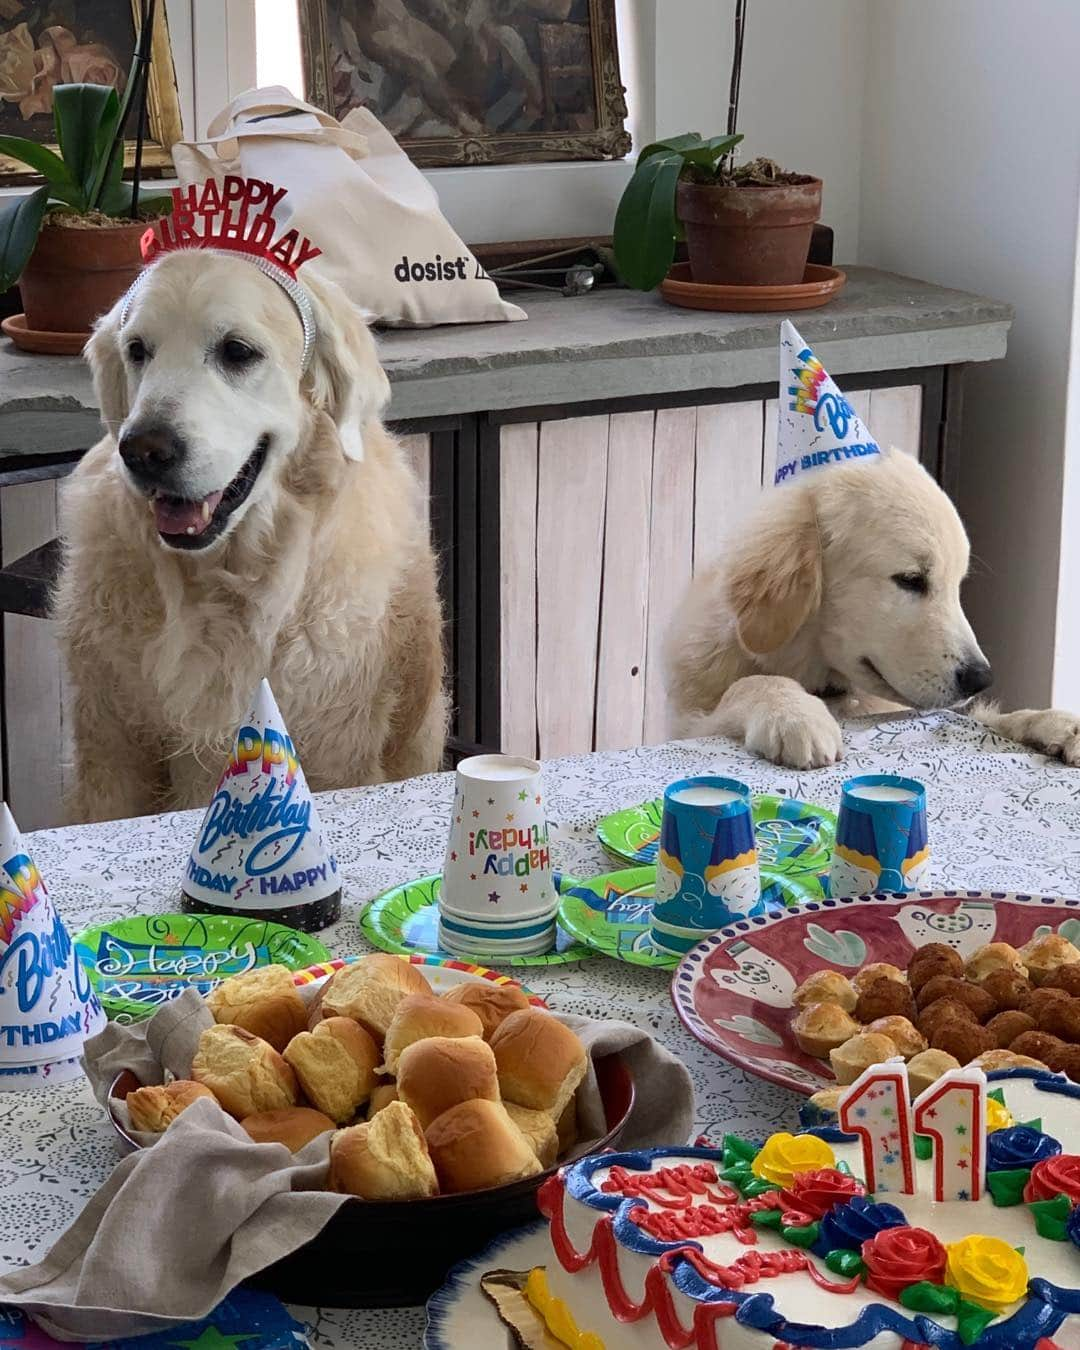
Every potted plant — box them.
[0,3,170,341]
[613,0,822,291]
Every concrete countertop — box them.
[0,266,1012,455]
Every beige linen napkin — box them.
[0,987,693,1340]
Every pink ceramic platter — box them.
[671,889,1080,1096]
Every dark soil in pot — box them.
[677,172,822,287]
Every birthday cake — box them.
[530,1070,1080,1350]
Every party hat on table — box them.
[773,320,881,488]
[183,680,339,918]
[0,803,104,1068]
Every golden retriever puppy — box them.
[55,250,446,823]
[665,448,1080,768]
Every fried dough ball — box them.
[851,964,908,995]
[1009,1030,1069,1070]
[908,945,963,991]
[981,969,1033,1013]
[917,998,976,1040]
[915,976,994,1021]
[1043,965,1080,998]
[984,1010,1036,1048]
[854,978,917,1025]
[929,1021,994,1062]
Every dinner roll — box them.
[320,956,432,1042]
[504,1102,559,1168]
[282,1017,380,1124]
[379,994,484,1073]
[367,1083,399,1120]
[490,1010,587,1118]
[328,1101,437,1200]
[555,1096,578,1155]
[126,1080,216,1132]
[192,1024,298,1118]
[441,981,533,1039]
[426,1099,543,1193]
[241,1107,336,1151]
[397,1035,500,1130]
[205,964,308,1052]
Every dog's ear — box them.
[85,299,129,436]
[303,275,390,461]
[726,489,823,655]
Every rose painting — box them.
[299,0,630,167]
[0,0,180,179]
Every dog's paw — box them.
[743,699,844,770]
[999,708,1080,765]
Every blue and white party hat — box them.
[773,320,881,487]
[0,803,104,1068]
[184,679,338,914]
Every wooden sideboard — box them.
[0,268,1012,825]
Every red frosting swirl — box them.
[1024,1155,1080,1204]
[861,1227,947,1301]
[778,1168,866,1220]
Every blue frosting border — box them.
[562,1070,1080,1350]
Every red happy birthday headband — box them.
[140,176,321,279]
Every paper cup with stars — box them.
[437,754,557,957]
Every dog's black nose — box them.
[118,422,186,481]
[956,659,993,697]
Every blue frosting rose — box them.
[812,1194,908,1257]
[986,1124,1062,1173]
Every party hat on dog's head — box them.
[183,679,341,931]
[773,320,881,487]
[0,804,104,1067]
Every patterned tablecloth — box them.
[4,711,1080,1349]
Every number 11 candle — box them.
[913,1065,987,1201]
[837,1060,915,1194]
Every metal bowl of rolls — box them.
[108,954,635,1307]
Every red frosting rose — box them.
[778,1168,866,1220]
[861,1227,948,1301]
[1024,1155,1080,1204]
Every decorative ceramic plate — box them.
[671,889,1080,1096]
[360,874,595,967]
[597,793,836,909]
[557,866,676,969]
[424,1222,548,1350]
[73,913,331,1023]
[291,953,547,1006]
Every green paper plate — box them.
[557,866,676,968]
[596,792,836,909]
[359,874,595,967]
[74,913,331,1023]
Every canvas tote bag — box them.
[171,86,525,328]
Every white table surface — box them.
[4,711,1080,1350]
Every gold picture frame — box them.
[298,0,631,168]
[0,0,183,183]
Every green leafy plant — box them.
[0,0,170,294]
[613,132,745,290]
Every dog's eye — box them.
[127,338,148,365]
[218,338,262,370]
[892,571,929,595]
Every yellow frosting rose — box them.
[750,1132,836,1187]
[985,1099,1014,1133]
[945,1235,1029,1312]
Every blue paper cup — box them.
[649,776,761,956]
[830,774,929,897]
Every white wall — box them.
[858,1,1080,709]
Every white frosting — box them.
[544,1076,1080,1350]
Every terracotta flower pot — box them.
[18,218,149,334]
[676,177,823,287]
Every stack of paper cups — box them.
[0,804,105,1090]
[437,755,557,957]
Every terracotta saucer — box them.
[2,313,89,355]
[659,262,846,313]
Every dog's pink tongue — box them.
[153,490,224,536]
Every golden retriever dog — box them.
[665,448,1080,769]
[55,250,445,823]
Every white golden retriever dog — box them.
[665,448,1080,769]
[55,251,446,823]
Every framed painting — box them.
[298,0,631,167]
[0,0,182,183]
